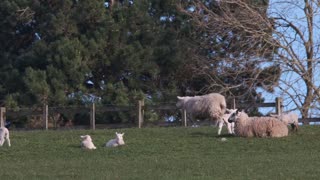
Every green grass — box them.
[1,126,320,180]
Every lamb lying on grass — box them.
[80,135,96,150]
[270,112,299,132]
[0,127,11,147]
[217,109,237,135]
[176,93,227,125]
[106,132,125,147]
[229,110,288,138]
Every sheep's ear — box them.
[80,135,86,139]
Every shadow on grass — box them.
[190,132,236,138]
[69,144,82,149]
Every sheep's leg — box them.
[0,136,4,146]
[217,120,223,135]
[5,132,10,147]
[291,123,298,132]
[226,122,233,134]
[231,122,235,134]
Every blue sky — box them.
[258,0,320,118]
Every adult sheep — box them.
[176,93,227,127]
[229,110,288,138]
[270,112,299,132]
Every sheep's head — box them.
[176,96,192,108]
[176,96,185,108]
[226,108,238,115]
[80,135,92,142]
[236,111,249,120]
[115,132,124,142]
[226,109,238,122]
[228,110,248,123]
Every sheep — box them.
[229,110,288,138]
[0,127,11,147]
[80,135,96,150]
[270,112,299,132]
[106,132,125,147]
[217,108,238,135]
[176,93,227,127]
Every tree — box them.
[178,0,279,112]
[0,0,195,123]
[180,0,320,119]
[267,0,320,120]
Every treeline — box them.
[0,0,278,123]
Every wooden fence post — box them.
[181,109,187,127]
[90,103,96,130]
[276,97,283,115]
[0,107,5,127]
[231,97,236,109]
[138,100,144,128]
[43,104,48,130]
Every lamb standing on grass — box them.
[270,112,299,132]
[80,135,96,150]
[0,127,11,147]
[106,132,125,147]
[217,109,238,135]
[229,111,288,138]
[176,93,227,127]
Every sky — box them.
[258,0,320,118]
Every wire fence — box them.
[1,97,318,130]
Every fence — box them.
[0,97,318,129]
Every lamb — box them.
[229,110,288,138]
[0,127,11,147]
[176,93,227,126]
[80,135,96,150]
[270,112,299,132]
[106,132,125,147]
[217,109,238,135]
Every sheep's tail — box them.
[220,100,227,116]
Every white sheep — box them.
[270,112,299,132]
[176,93,227,126]
[106,132,125,147]
[229,110,288,138]
[80,135,96,150]
[0,127,11,147]
[217,108,237,135]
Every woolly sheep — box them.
[229,110,288,138]
[176,93,227,125]
[217,109,238,135]
[106,132,125,147]
[80,135,96,150]
[0,127,11,147]
[270,112,299,132]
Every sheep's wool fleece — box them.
[235,112,288,138]
[177,93,226,120]
[279,112,299,125]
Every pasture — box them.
[0,126,320,180]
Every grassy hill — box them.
[0,126,320,179]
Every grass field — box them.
[1,126,320,180]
